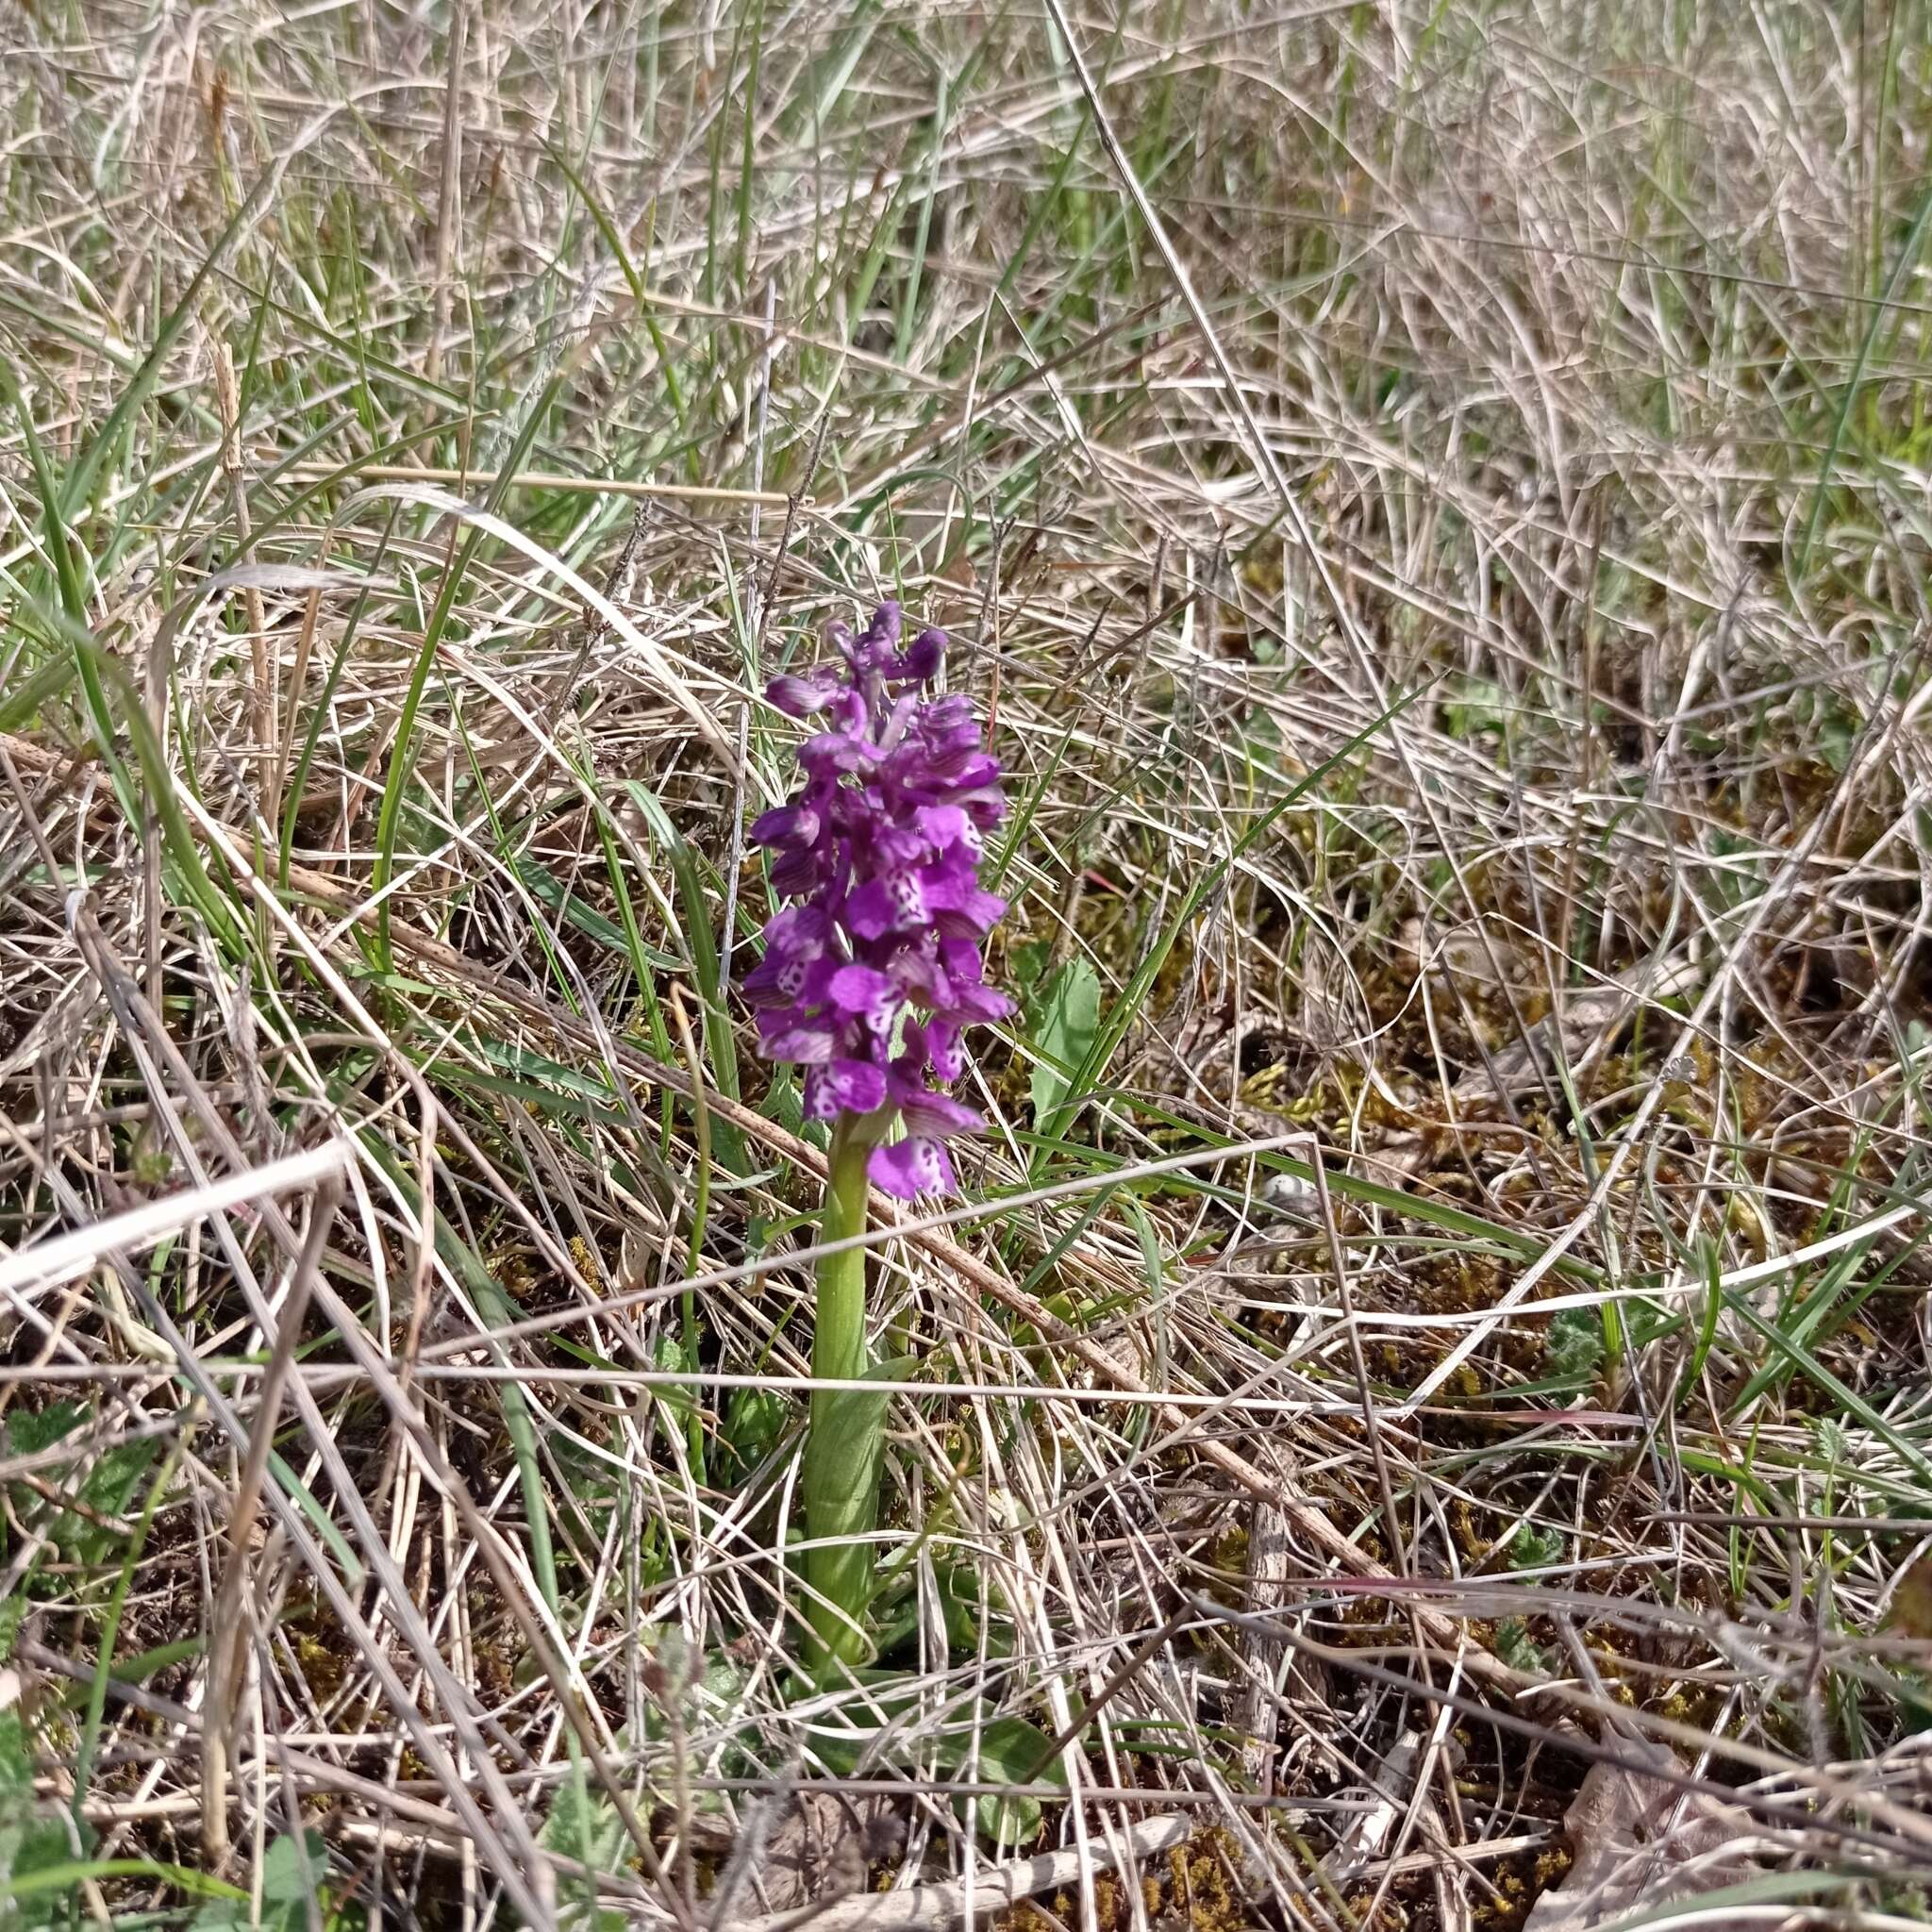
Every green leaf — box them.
[761,1063,806,1138]
[0,1405,162,1569]
[192,1832,328,1932]
[640,1641,753,1747]
[940,1563,1015,1662]
[1495,1618,1551,1677]
[261,1832,329,1913]
[1506,1523,1565,1573]
[5,1406,86,1459]
[1545,1306,1605,1382]
[1028,958,1101,1131]
[65,1437,158,1565]
[0,1709,85,1928]
[809,1689,1065,1844]
[877,1559,1015,1665]
[541,1777,632,1869]
[652,1333,698,1424]
[541,1777,635,1932]
[720,1386,786,1485]
[1674,1238,1724,1412]
[1008,938,1052,999]
[928,1713,1066,1842]
[4,1860,242,1911]
[0,656,77,737]
[800,1357,912,1650]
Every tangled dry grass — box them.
[4,1,1932,1927]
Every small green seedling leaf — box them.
[1028,958,1101,1131]
[542,1778,635,1932]
[1506,1523,1565,1573]
[720,1387,786,1485]
[0,1708,83,1930]
[1545,1306,1606,1383]
[929,1713,1066,1843]
[1495,1618,1552,1677]
[192,1832,329,1932]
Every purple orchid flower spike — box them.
[749,601,1010,1197]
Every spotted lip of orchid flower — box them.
[747,601,1010,1197]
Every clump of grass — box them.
[4,1,1932,1926]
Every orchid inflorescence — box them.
[747,601,1010,1197]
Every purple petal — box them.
[869,1135,956,1199]
[770,844,825,897]
[755,906,820,962]
[921,715,980,756]
[932,888,1007,939]
[918,851,975,900]
[954,784,1008,825]
[805,1058,888,1122]
[747,909,825,997]
[933,750,1001,791]
[926,1022,964,1082]
[943,981,1013,1024]
[885,867,930,924]
[864,602,903,656]
[827,963,900,1034]
[890,942,946,1004]
[767,674,837,718]
[751,802,820,848]
[867,692,919,763]
[935,938,1011,1020]
[765,904,828,949]
[895,1086,982,1140]
[890,627,945,684]
[748,606,1007,1087]
[798,732,874,778]
[870,824,926,868]
[758,1021,836,1063]
[921,867,1005,934]
[743,951,803,1008]
[828,688,872,737]
[846,870,926,941]
[914,804,973,854]
[843,880,894,941]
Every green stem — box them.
[803,1120,880,1669]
